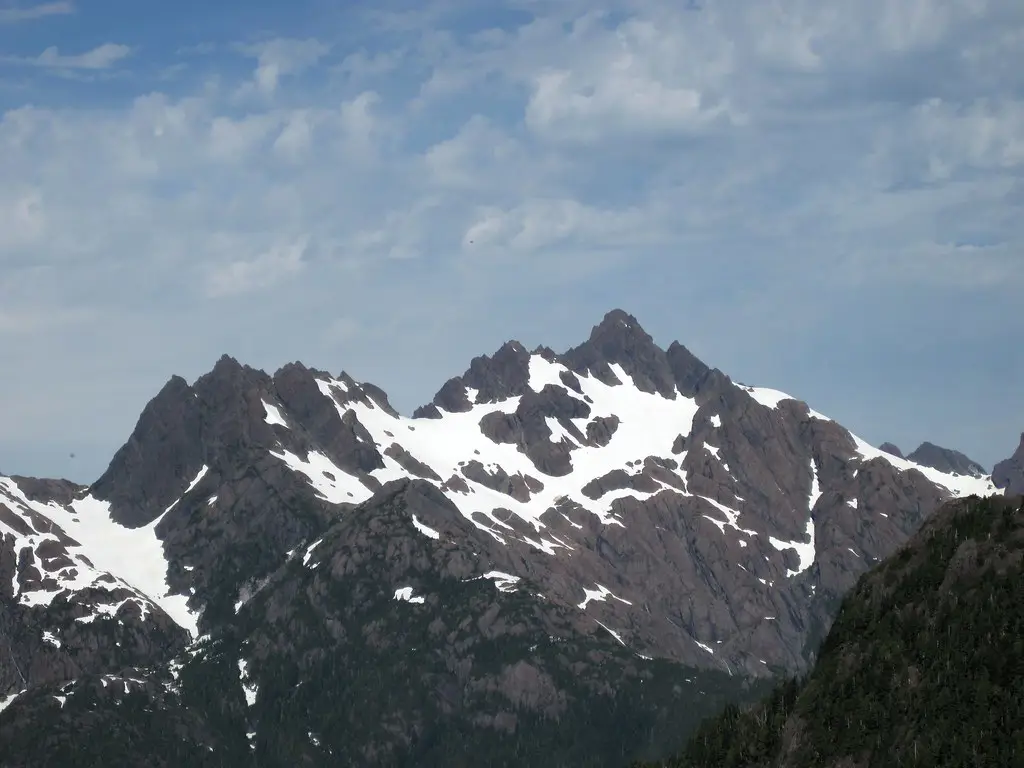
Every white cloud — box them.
[0,306,94,336]
[337,91,381,158]
[846,241,1023,288]
[0,0,1022,480]
[207,113,282,164]
[0,1,73,24]
[423,115,525,189]
[913,98,1024,178]
[0,189,45,248]
[4,43,132,69]
[273,110,312,160]
[461,198,657,253]
[234,38,330,97]
[335,49,402,80]
[204,238,309,298]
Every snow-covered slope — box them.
[279,360,998,543]
[0,473,201,636]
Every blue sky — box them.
[1,0,1022,483]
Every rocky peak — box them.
[210,353,245,376]
[88,375,206,527]
[416,340,532,417]
[325,371,400,417]
[993,433,1024,495]
[562,309,679,398]
[193,355,270,404]
[879,442,904,458]
[665,341,717,398]
[906,441,987,477]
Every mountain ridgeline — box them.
[0,309,1016,767]
[633,493,1024,768]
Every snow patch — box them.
[483,571,520,592]
[0,475,200,638]
[694,639,715,656]
[262,400,288,428]
[302,538,323,567]
[742,387,792,409]
[411,515,440,540]
[594,619,627,647]
[270,448,363,504]
[699,496,758,540]
[578,584,632,610]
[393,586,426,604]
[0,691,24,713]
[238,659,258,707]
[41,630,61,649]
[767,460,818,578]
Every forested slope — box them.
[634,494,1024,768]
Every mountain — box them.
[993,433,1024,495]
[876,441,986,477]
[634,493,1024,768]
[0,309,1007,767]
[879,442,904,459]
[905,441,987,477]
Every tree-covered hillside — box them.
[634,494,1024,768]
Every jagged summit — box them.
[414,308,711,417]
[561,309,680,398]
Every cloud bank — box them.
[0,0,1021,480]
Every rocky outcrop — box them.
[879,442,904,458]
[993,433,1024,495]
[385,444,442,481]
[89,374,208,528]
[562,309,679,398]
[478,385,592,476]
[459,461,541,502]
[416,341,534,417]
[907,441,986,477]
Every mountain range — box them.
[1,309,1020,766]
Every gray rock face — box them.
[879,442,904,458]
[6,478,82,507]
[478,384,594,477]
[417,341,534,417]
[993,433,1024,495]
[89,374,207,528]
[459,461,541,503]
[907,441,987,477]
[562,309,679,398]
[385,444,442,481]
